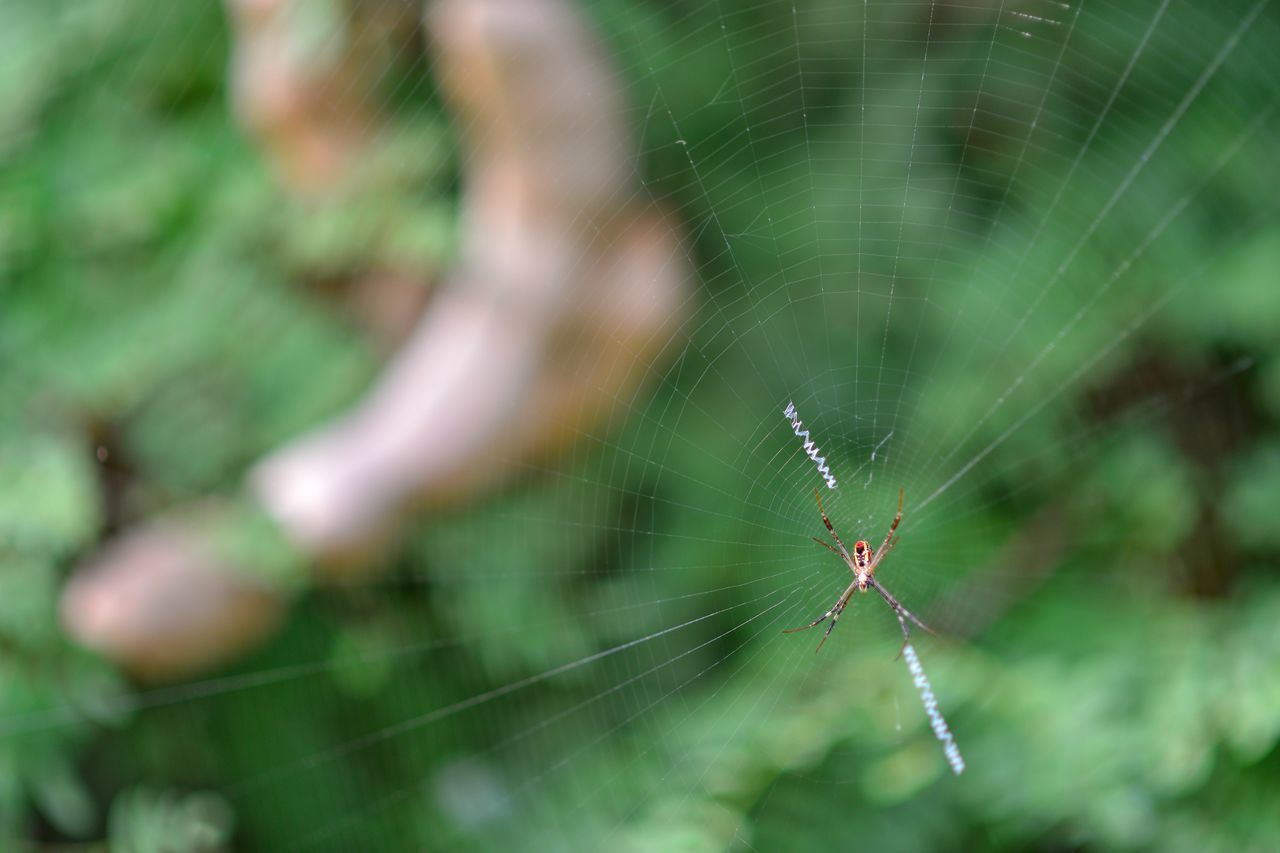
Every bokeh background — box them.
[4,0,1280,850]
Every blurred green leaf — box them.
[0,433,99,556]
[108,787,234,853]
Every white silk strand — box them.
[901,642,965,775]
[783,401,838,489]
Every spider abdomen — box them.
[853,540,872,569]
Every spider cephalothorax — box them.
[785,488,934,653]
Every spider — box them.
[785,488,935,653]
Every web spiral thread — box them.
[783,401,838,489]
[901,642,965,775]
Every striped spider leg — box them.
[785,488,934,653]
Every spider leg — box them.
[892,614,911,660]
[783,606,842,653]
[811,537,842,557]
[869,488,903,569]
[813,608,843,653]
[814,489,852,561]
[815,536,861,579]
[784,581,857,653]
[866,534,900,575]
[782,608,833,634]
[867,576,935,656]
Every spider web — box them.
[4,0,1280,849]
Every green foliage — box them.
[108,787,234,853]
[3,0,1279,850]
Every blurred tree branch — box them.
[61,0,688,680]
